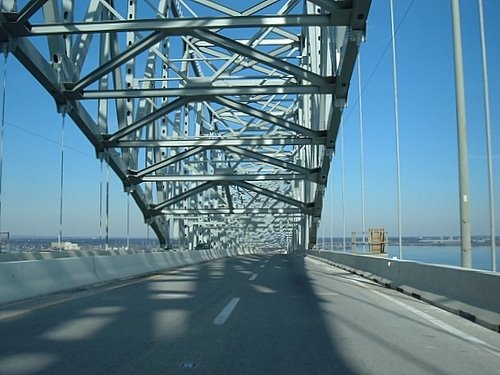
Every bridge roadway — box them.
[1,254,499,374]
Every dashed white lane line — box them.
[213,298,240,325]
[249,273,258,281]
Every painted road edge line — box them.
[214,297,240,325]
[371,289,500,359]
[249,273,258,281]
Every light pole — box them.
[450,0,472,268]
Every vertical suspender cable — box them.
[126,191,130,250]
[340,119,346,252]
[390,0,403,259]
[0,51,7,252]
[321,199,326,249]
[105,155,110,251]
[357,55,366,251]
[478,0,496,272]
[147,224,150,251]
[58,112,66,252]
[331,160,335,251]
[99,155,103,250]
[451,0,472,268]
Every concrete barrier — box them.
[309,250,500,332]
[313,251,400,285]
[0,257,99,304]
[0,247,259,305]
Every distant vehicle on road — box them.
[195,243,211,250]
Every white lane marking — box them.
[249,273,258,281]
[251,285,276,294]
[371,289,500,359]
[316,292,338,296]
[213,298,240,325]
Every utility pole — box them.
[450,0,472,268]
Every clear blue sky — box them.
[319,0,500,239]
[0,0,499,239]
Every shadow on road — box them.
[0,252,360,374]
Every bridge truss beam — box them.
[0,0,371,251]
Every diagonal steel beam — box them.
[15,0,50,24]
[152,181,217,212]
[215,97,326,139]
[107,97,190,142]
[226,146,318,180]
[67,30,170,92]
[190,29,330,86]
[129,146,204,180]
[234,181,312,215]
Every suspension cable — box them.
[478,0,496,272]
[390,0,403,259]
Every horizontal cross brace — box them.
[20,14,351,36]
[75,83,336,99]
[158,208,302,215]
[138,173,308,183]
[107,136,323,148]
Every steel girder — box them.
[0,0,371,251]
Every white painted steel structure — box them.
[0,0,370,250]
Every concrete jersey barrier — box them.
[0,247,259,305]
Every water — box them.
[386,246,499,272]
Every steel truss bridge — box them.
[0,0,371,251]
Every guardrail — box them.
[0,247,259,305]
[309,250,500,332]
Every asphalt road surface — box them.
[1,253,499,374]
